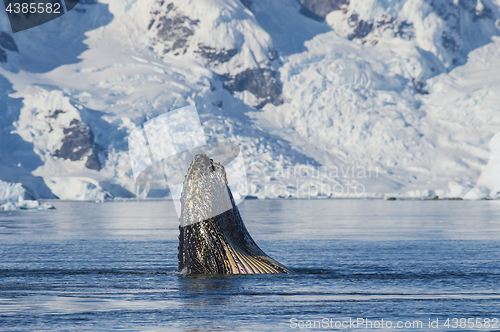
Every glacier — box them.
[0,0,499,201]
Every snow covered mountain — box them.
[0,0,499,201]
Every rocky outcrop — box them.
[347,15,373,40]
[334,0,498,62]
[195,45,238,65]
[150,2,199,55]
[346,14,414,42]
[429,0,495,56]
[223,68,283,108]
[149,1,283,108]
[299,0,347,20]
[412,78,428,94]
[53,116,102,171]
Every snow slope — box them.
[0,0,499,200]
[249,0,500,198]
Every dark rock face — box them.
[299,0,348,20]
[394,21,414,40]
[268,48,279,61]
[224,68,283,108]
[346,13,413,42]
[54,118,102,171]
[428,0,497,59]
[299,5,325,21]
[196,45,237,64]
[348,18,373,40]
[412,78,428,95]
[441,32,457,52]
[150,1,199,55]
[432,0,493,24]
[48,109,66,119]
[0,32,18,53]
[149,1,283,109]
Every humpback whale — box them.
[178,154,292,274]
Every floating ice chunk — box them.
[0,199,55,210]
[0,180,25,204]
[0,202,16,211]
[465,131,500,200]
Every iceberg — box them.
[464,131,500,200]
[0,180,55,210]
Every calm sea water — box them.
[1,199,500,331]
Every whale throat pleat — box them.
[178,155,292,275]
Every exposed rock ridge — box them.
[54,118,102,171]
[149,1,200,55]
[149,0,284,108]
[299,0,348,20]
[223,68,283,108]
[45,110,103,171]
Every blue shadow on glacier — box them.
[0,75,55,199]
[249,1,331,56]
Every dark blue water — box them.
[1,199,500,331]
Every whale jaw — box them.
[177,154,292,275]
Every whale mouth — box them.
[178,154,292,274]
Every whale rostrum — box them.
[178,154,292,274]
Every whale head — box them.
[177,154,292,274]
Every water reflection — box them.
[1,200,500,331]
[177,274,250,307]
[0,201,179,238]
